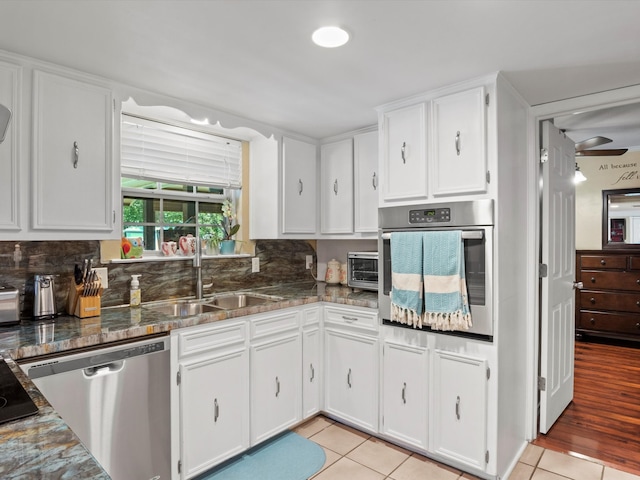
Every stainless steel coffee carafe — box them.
[34,274,57,319]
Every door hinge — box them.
[486,450,490,463]
[178,460,182,474]
[176,370,181,386]
[486,170,491,184]
[538,376,546,391]
[539,264,548,278]
[486,366,491,380]
[485,93,490,106]
[540,148,549,163]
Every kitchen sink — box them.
[143,300,224,317]
[209,293,283,309]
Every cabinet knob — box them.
[298,179,304,195]
[600,259,606,265]
[372,172,377,190]
[347,368,352,388]
[455,396,461,420]
[73,141,79,168]
[214,398,219,422]
[455,131,461,156]
[590,318,596,325]
[401,142,406,163]
[636,323,640,329]
[591,277,596,283]
[401,382,407,405]
[590,297,596,304]
[333,179,338,196]
[637,301,640,307]
[636,279,640,285]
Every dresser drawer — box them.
[579,311,640,335]
[629,256,640,271]
[580,291,640,313]
[580,255,627,270]
[580,270,640,291]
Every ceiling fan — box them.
[575,136,628,157]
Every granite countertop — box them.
[0,281,377,479]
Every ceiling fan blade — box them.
[575,136,613,152]
[575,148,628,157]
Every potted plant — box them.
[219,199,240,254]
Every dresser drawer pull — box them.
[342,316,359,322]
[637,279,640,285]
[637,301,640,307]
[590,297,596,304]
[590,318,596,325]
[600,259,606,265]
[591,277,596,283]
[637,323,640,330]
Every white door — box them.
[354,130,379,232]
[282,136,317,234]
[539,120,576,434]
[320,138,354,234]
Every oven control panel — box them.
[409,207,451,224]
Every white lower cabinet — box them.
[250,332,302,444]
[302,306,322,417]
[430,350,488,471]
[381,338,428,450]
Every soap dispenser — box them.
[130,275,142,307]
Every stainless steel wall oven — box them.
[378,199,494,340]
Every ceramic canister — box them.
[325,259,341,284]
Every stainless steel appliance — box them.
[33,274,57,320]
[347,251,379,291]
[21,335,170,480]
[0,285,20,325]
[378,199,494,340]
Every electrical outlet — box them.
[252,257,260,273]
[92,267,109,288]
[306,255,313,270]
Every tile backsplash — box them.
[0,240,316,320]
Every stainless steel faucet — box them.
[193,236,213,299]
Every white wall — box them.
[576,150,640,250]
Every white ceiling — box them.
[1,0,640,141]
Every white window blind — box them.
[121,115,242,188]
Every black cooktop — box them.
[0,360,38,425]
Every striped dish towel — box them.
[423,231,472,331]
[390,232,425,328]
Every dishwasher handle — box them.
[83,360,125,378]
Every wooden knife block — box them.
[67,284,103,318]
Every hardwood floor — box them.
[533,339,640,476]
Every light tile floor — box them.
[294,415,640,480]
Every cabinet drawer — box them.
[580,291,640,313]
[580,255,627,270]
[249,310,299,340]
[178,321,246,357]
[580,270,640,291]
[579,311,640,335]
[324,305,378,332]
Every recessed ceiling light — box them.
[312,26,349,48]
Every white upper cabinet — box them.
[353,130,379,233]
[320,138,353,234]
[432,87,487,196]
[32,70,114,233]
[380,103,428,204]
[282,136,317,234]
[0,60,21,232]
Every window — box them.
[121,114,242,253]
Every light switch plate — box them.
[252,257,260,273]
[306,255,313,270]
[92,267,109,289]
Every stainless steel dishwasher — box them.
[20,335,170,480]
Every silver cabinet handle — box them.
[402,382,407,404]
[347,368,352,388]
[73,141,79,168]
[298,179,303,195]
[455,396,461,420]
[401,142,406,163]
[455,131,461,156]
[333,179,338,195]
[275,376,280,397]
[214,398,219,422]
[342,315,359,322]
[372,172,377,190]
[310,363,315,383]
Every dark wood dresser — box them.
[576,250,640,341]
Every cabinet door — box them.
[180,348,249,479]
[431,350,488,471]
[302,327,321,418]
[321,138,354,234]
[282,136,317,234]
[381,341,428,450]
[354,130,379,233]
[0,61,20,231]
[432,87,487,196]
[250,333,302,444]
[324,329,378,432]
[32,70,113,232]
[380,103,427,203]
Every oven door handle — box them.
[381,230,484,240]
